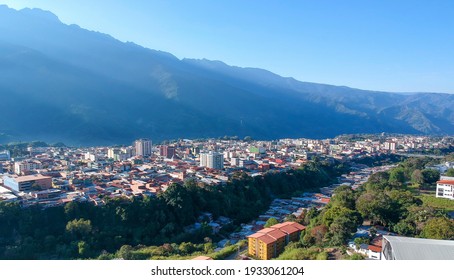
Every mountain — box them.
[1,5,454,145]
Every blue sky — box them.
[2,0,454,93]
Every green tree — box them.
[66,218,92,239]
[117,245,133,260]
[446,168,454,177]
[331,185,356,209]
[264,217,279,228]
[421,217,454,240]
[411,169,424,185]
[389,167,406,187]
[421,169,440,186]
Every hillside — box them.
[1,5,453,145]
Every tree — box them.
[264,217,279,228]
[117,245,133,260]
[356,192,394,226]
[411,169,424,185]
[389,168,406,187]
[446,168,454,177]
[421,217,454,240]
[66,218,92,239]
[421,169,440,186]
[331,185,356,209]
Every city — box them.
[0,134,453,260]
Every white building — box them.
[14,160,42,175]
[436,180,454,200]
[200,151,224,170]
[135,139,152,157]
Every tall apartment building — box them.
[200,151,224,170]
[14,160,42,175]
[134,139,152,157]
[160,145,176,159]
[384,141,397,151]
[247,222,305,260]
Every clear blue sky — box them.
[2,0,454,93]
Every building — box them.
[135,139,152,157]
[384,141,397,151]
[107,148,120,160]
[436,180,454,200]
[14,160,42,175]
[200,151,224,170]
[247,222,305,260]
[3,174,52,192]
[382,235,454,260]
[160,145,176,159]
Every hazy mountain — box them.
[1,5,453,145]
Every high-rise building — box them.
[134,139,152,157]
[160,145,176,159]
[200,151,224,169]
[384,141,396,151]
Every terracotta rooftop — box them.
[437,180,454,185]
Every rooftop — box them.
[384,235,454,260]
[7,174,52,183]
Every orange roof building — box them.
[247,222,305,260]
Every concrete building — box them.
[382,235,454,260]
[436,180,454,200]
[160,145,176,159]
[135,139,152,157]
[247,222,305,260]
[3,174,52,192]
[14,160,42,175]
[200,151,224,170]
[107,148,120,160]
[384,141,397,151]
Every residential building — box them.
[14,160,42,175]
[107,148,120,160]
[160,145,176,159]
[436,180,454,200]
[200,151,224,170]
[135,139,152,157]
[247,222,305,260]
[384,141,396,151]
[382,235,454,260]
[3,174,52,192]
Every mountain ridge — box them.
[1,5,453,145]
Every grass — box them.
[419,194,454,211]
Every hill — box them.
[1,5,453,145]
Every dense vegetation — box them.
[276,156,454,260]
[0,160,346,259]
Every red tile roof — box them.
[437,180,454,185]
[257,234,276,245]
[368,245,382,253]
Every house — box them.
[436,180,454,200]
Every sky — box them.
[1,0,454,93]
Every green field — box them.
[419,194,454,212]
